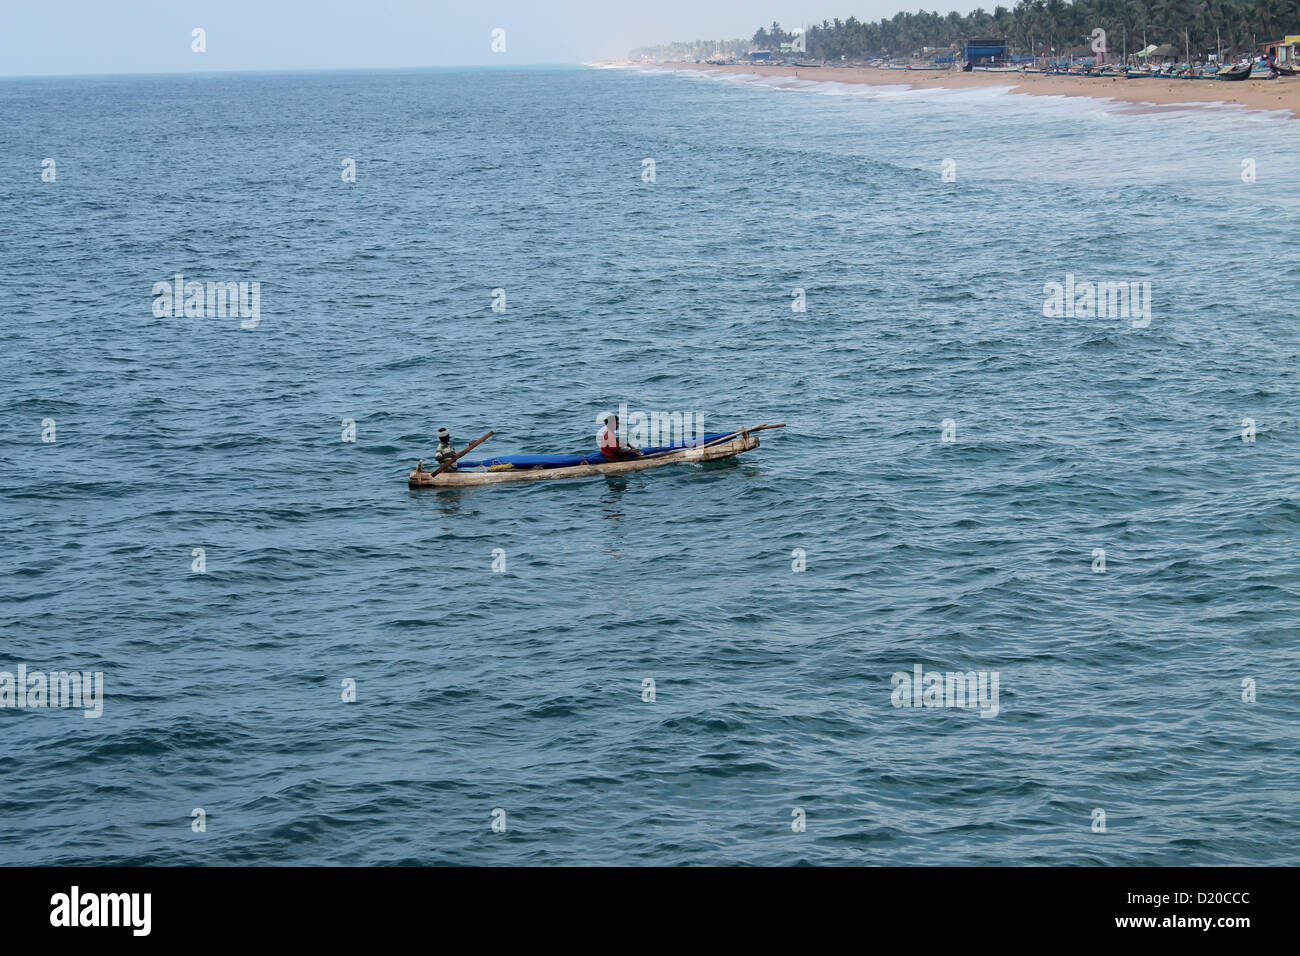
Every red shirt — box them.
[599,426,621,458]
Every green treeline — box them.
[631,2,1300,60]
[758,2,1298,57]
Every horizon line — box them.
[0,62,596,81]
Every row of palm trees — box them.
[750,1,1300,59]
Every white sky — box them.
[0,0,992,76]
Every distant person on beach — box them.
[599,413,642,460]
[434,427,459,472]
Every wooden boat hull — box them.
[1216,65,1252,81]
[409,435,760,488]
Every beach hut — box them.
[960,37,1008,67]
[1067,44,1096,64]
[1151,43,1181,67]
[1131,44,1159,70]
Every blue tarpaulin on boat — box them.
[459,432,734,471]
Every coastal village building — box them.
[960,38,1008,66]
[1263,35,1300,67]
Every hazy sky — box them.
[0,1,981,77]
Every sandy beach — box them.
[641,62,1300,118]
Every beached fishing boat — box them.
[408,425,782,488]
[1217,62,1252,81]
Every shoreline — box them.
[628,61,1299,119]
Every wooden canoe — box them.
[409,434,760,488]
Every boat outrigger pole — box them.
[634,423,786,459]
[698,422,786,451]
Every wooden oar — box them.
[416,430,494,479]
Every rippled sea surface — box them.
[2,66,1298,865]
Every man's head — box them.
[604,413,619,431]
[437,427,451,445]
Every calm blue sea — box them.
[1,65,1298,865]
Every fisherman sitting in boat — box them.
[598,413,642,461]
[434,427,458,472]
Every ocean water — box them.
[1,65,1298,865]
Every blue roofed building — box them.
[961,38,1009,66]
